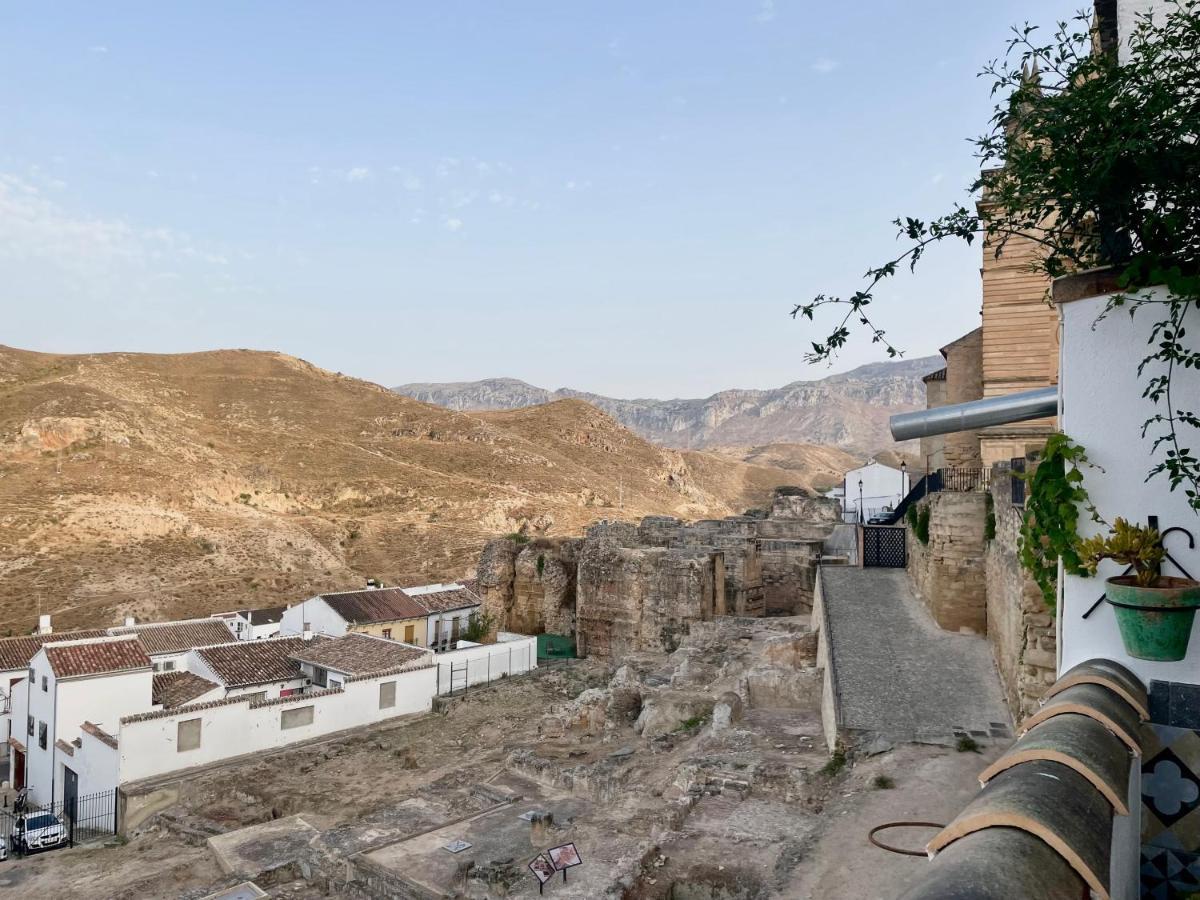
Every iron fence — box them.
[1,787,118,856]
[937,467,992,493]
[435,642,537,697]
[1010,458,1027,506]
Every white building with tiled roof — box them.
[404,582,482,652]
[18,635,153,806]
[109,617,240,672]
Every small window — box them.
[244,691,267,704]
[381,628,392,640]
[404,624,415,643]
[27,715,34,736]
[177,718,202,752]
[41,675,47,693]
[311,667,328,688]
[161,660,175,672]
[38,721,47,750]
[281,706,314,730]
[379,681,396,709]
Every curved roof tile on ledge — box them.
[1043,658,1149,721]
[1020,682,1142,754]
[899,827,1086,900]
[978,712,1133,814]
[926,760,1113,900]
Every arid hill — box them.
[0,346,809,633]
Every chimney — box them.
[37,614,52,635]
[302,622,313,642]
[123,616,136,628]
[366,578,378,590]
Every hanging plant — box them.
[1018,434,1102,610]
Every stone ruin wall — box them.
[985,472,1056,723]
[575,539,716,659]
[907,492,989,633]
[475,496,842,660]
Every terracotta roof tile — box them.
[405,584,481,614]
[110,619,236,656]
[195,637,312,688]
[43,636,152,679]
[317,587,428,624]
[289,633,431,676]
[153,671,220,708]
[0,629,109,672]
[81,721,118,749]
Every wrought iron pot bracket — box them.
[1082,516,1196,619]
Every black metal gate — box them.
[1,787,118,855]
[862,525,907,568]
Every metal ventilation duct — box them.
[889,386,1058,442]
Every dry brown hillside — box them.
[0,346,805,633]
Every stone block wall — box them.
[758,538,824,615]
[907,492,988,633]
[985,471,1055,722]
[575,542,716,658]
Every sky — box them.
[0,1,1081,399]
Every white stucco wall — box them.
[434,637,537,694]
[842,461,910,518]
[280,597,347,637]
[1117,0,1170,64]
[425,607,478,648]
[117,665,436,784]
[1058,286,1200,684]
[54,727,120,804]
[24,650,152,804]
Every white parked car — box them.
[0,834,7,861]
[11,812,66,853]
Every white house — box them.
[19,635,154,806]
[0,621,106,766]
[404,583,483,651]
[279,586,430,643]
[109,618,241,673]
[187,637,316,701]
[289,632,433,690]
[210,606,288,641]
[840,459,910,523]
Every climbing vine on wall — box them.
[1018,434,1101,610]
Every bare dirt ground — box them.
[0,621,1005,899]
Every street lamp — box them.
[858,478,864,524]
[900,460,907,501]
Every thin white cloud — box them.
[402,174,423,191]
[931,173,945,185]
[345,166,371,182]
[89,45,108,54]
[442,216,463,232]
[754,0,776,23]
[0,172,231,280]
[811,58,838,75]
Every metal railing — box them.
[937,467,992,493]
[1,787,118,855]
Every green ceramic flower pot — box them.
[1105,576,1200,662]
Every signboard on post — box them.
[529,854,555,893]
[548,842,582,882]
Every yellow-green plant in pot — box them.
[1080,519,1200,662]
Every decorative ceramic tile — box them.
[1145,748,1200,826]
[1141,845,1200,898]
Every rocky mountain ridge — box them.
[396,356,941,453]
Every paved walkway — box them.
[819,567,1012,747]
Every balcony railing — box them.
[936,467,992,493]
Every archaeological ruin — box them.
[475,493,844,660]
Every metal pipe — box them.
[889,386,1058,442]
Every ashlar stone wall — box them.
[908,492,988,633]
[985,471,1056,722]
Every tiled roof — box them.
[43,636,152,679]
[195,637,312,688]
[289,633,431,676]
[81,721,118,749]
[317,587,428,624]
[110,619,236,656]
[405,583,481,614]
[0,629,109,672]
[245,606,287,626]
[153,671,220,708]
[922,367,948,383]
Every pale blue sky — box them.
[0,1,1079,397]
